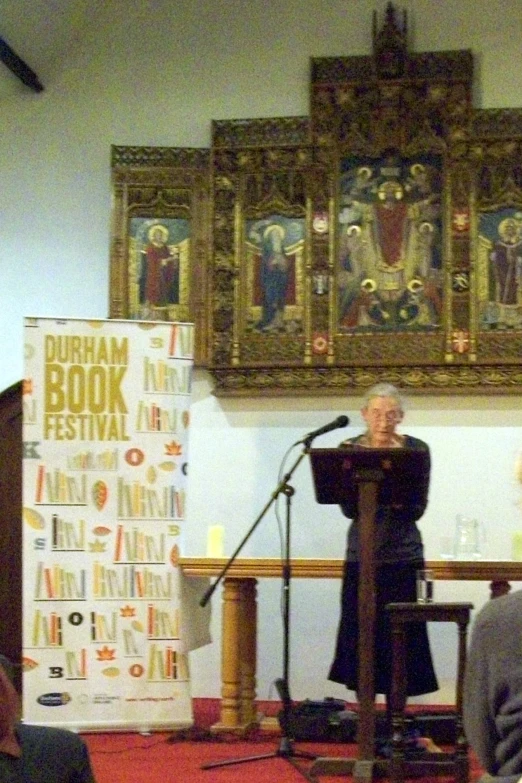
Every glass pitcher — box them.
[454,515,483,560]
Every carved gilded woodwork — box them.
[109,146,210,366]
[110,3,522,395]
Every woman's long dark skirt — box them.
[328,560,439,697]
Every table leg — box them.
[213,576,242,731]
[211,576,258,733]
[239,578,257,727]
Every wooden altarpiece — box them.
[109,2,522,395]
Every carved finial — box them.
[372,2,408,78]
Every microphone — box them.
[299,415,349,446]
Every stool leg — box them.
[455,619,470,783]
[386,605,473,783]
[389,621,407,783]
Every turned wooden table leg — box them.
[214,576,242,730]
[239,578,257,727]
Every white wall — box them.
[1,0,522,705]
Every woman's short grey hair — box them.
[362,383,405,412]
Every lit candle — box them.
[207,525,225,557]
[512,532,522,561]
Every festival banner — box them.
[22,317,195,731]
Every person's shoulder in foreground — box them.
[464,590,522,783]
[0,654,96,782]
[14,723,96,783]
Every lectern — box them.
[308,446,430,781]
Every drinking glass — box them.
[416,568,434,603]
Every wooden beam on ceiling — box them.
[0,36,43,92]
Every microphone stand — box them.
[200,440,317,782]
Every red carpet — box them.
[83,699,486,783]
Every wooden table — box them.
[179,557,522,732]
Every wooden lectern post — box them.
[308,447,429,781]
[354,473,380,770]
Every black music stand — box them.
[307,446,430,782]
[199,442,318,783]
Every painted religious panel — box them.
[128,217,190,321]
[245,215,305,334]
[468,107,522,374]
[337,153,443,332]
[210,125,326,375]
[477,210,522,330]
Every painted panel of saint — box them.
[128,217,190,321]
[478,210,522,329]
[245,216,305,333]
[337,153,443,331]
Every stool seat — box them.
[386,601,473,783]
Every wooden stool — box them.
[386,602,473,783]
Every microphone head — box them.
[337,415,349,427]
